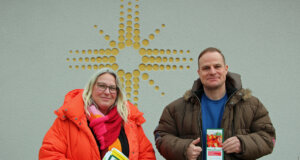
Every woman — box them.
[39,68,156,160]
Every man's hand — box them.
[222,136,242,154]
[186,138,202,160]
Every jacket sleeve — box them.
[137,124,156,160]
[235,98,276,159]
[154,105,194,160]
[39,118,70,160]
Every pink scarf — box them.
[88,106,122,150]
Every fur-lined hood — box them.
[183,72,252,101]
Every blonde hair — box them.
[82,68,128,122]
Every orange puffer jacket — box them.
[39,89,156,160]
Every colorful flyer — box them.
[206,129,224,160]
[103,148,129,160]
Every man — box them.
[154,47,276,160]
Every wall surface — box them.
[1,0,300,159]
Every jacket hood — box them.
[183,72,252,101]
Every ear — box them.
[225,64,229,74]
[197,68,201,77]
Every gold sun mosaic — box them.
[66,0,193,106]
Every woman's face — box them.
[92,73,118,114]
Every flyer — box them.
[103,148,129,160]
[206,128,224,160]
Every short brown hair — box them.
[198,47,225,68]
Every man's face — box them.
[197,51,228,90]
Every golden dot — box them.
[127,93,131,98]
[75,65,79,69]
[126,32,132,39]
[161,92,165,96]
[142,73,149,80]
[145,49,151,55]
[93,25,98,28]
[155,29,160,34]
[187,65,190,69]
[125,87,132,92]
[75,50,79,54]
[134,23,140,28]
[133,42,140,49]
[120,17,124,22]
[118,36,125,42]
[133,84,139,90]
[108,56,116,63]
[127,20,132,26]
[166,49,171,54]
[160,65,164,70]
[120,11,124,16]
[105,49,111,55]
[105,64,111,68]
[127,14,132,19]
[155,86,159,91]
[139,48,146,55]
[135,5,139,9]
[176,58,180,62]
[135,11,139,15]
[120,5,124,9]
[119,77,124,84]
[112,48,119,56]
[82,50,86,54]
[172,65,177,70]
[153,64,159,71]
[87,65,92,70]
[190,58,193,62]
[183,58,186,62]
[162,57,168,62]
[99,49,105,55]
[119,29,125,35]
[149,34,155,40]
[146,64,152,71]
[66,58,70,62]
[111,63,119,71]
[166,65,171,70]
[125,80,132,86]
[125,72,132,80]
[133,35,141,42]
[93,49,98,54]
[109,41,116,47]
[118,42,125,49]
[149,56,155,63]
[69,50,72,54]
[91,57,95,62]
[133,77,139,83]
[149,80,154,85]
[81,65,85,70]
[126,26,133,32]
[153,49,159,55]
[69,65,72,69]
[134,17,139,22]
[133,70,140,77]
[128,8,132,12]
[103,56,108,63]
[180,50,183,54]
[160,49,165,54]
[169,57,174,62]
[128,2,132,5]
[156,57,162,63]
[119,23,124,28]
[133,97,138,102]
[186,50,190,54]
[139,64,146,71]
[104,35,110,41]
[125,39,133,46]
[179,65,183,70]
[96,57,101,63]
[85,57,89,62]
[117,69,125,77]
[142,39,149,46]
[99,64,105,69]
[87,49,92,54]
[93,65,98,70]
[134,29,140,35]
[79,57,83,62]
[173,50,177,54]
[99,30,104,34]
[133,90,138,95]
[162,24,166,27]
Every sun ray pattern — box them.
[66,0,193,106]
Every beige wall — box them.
[1,0,300,159]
